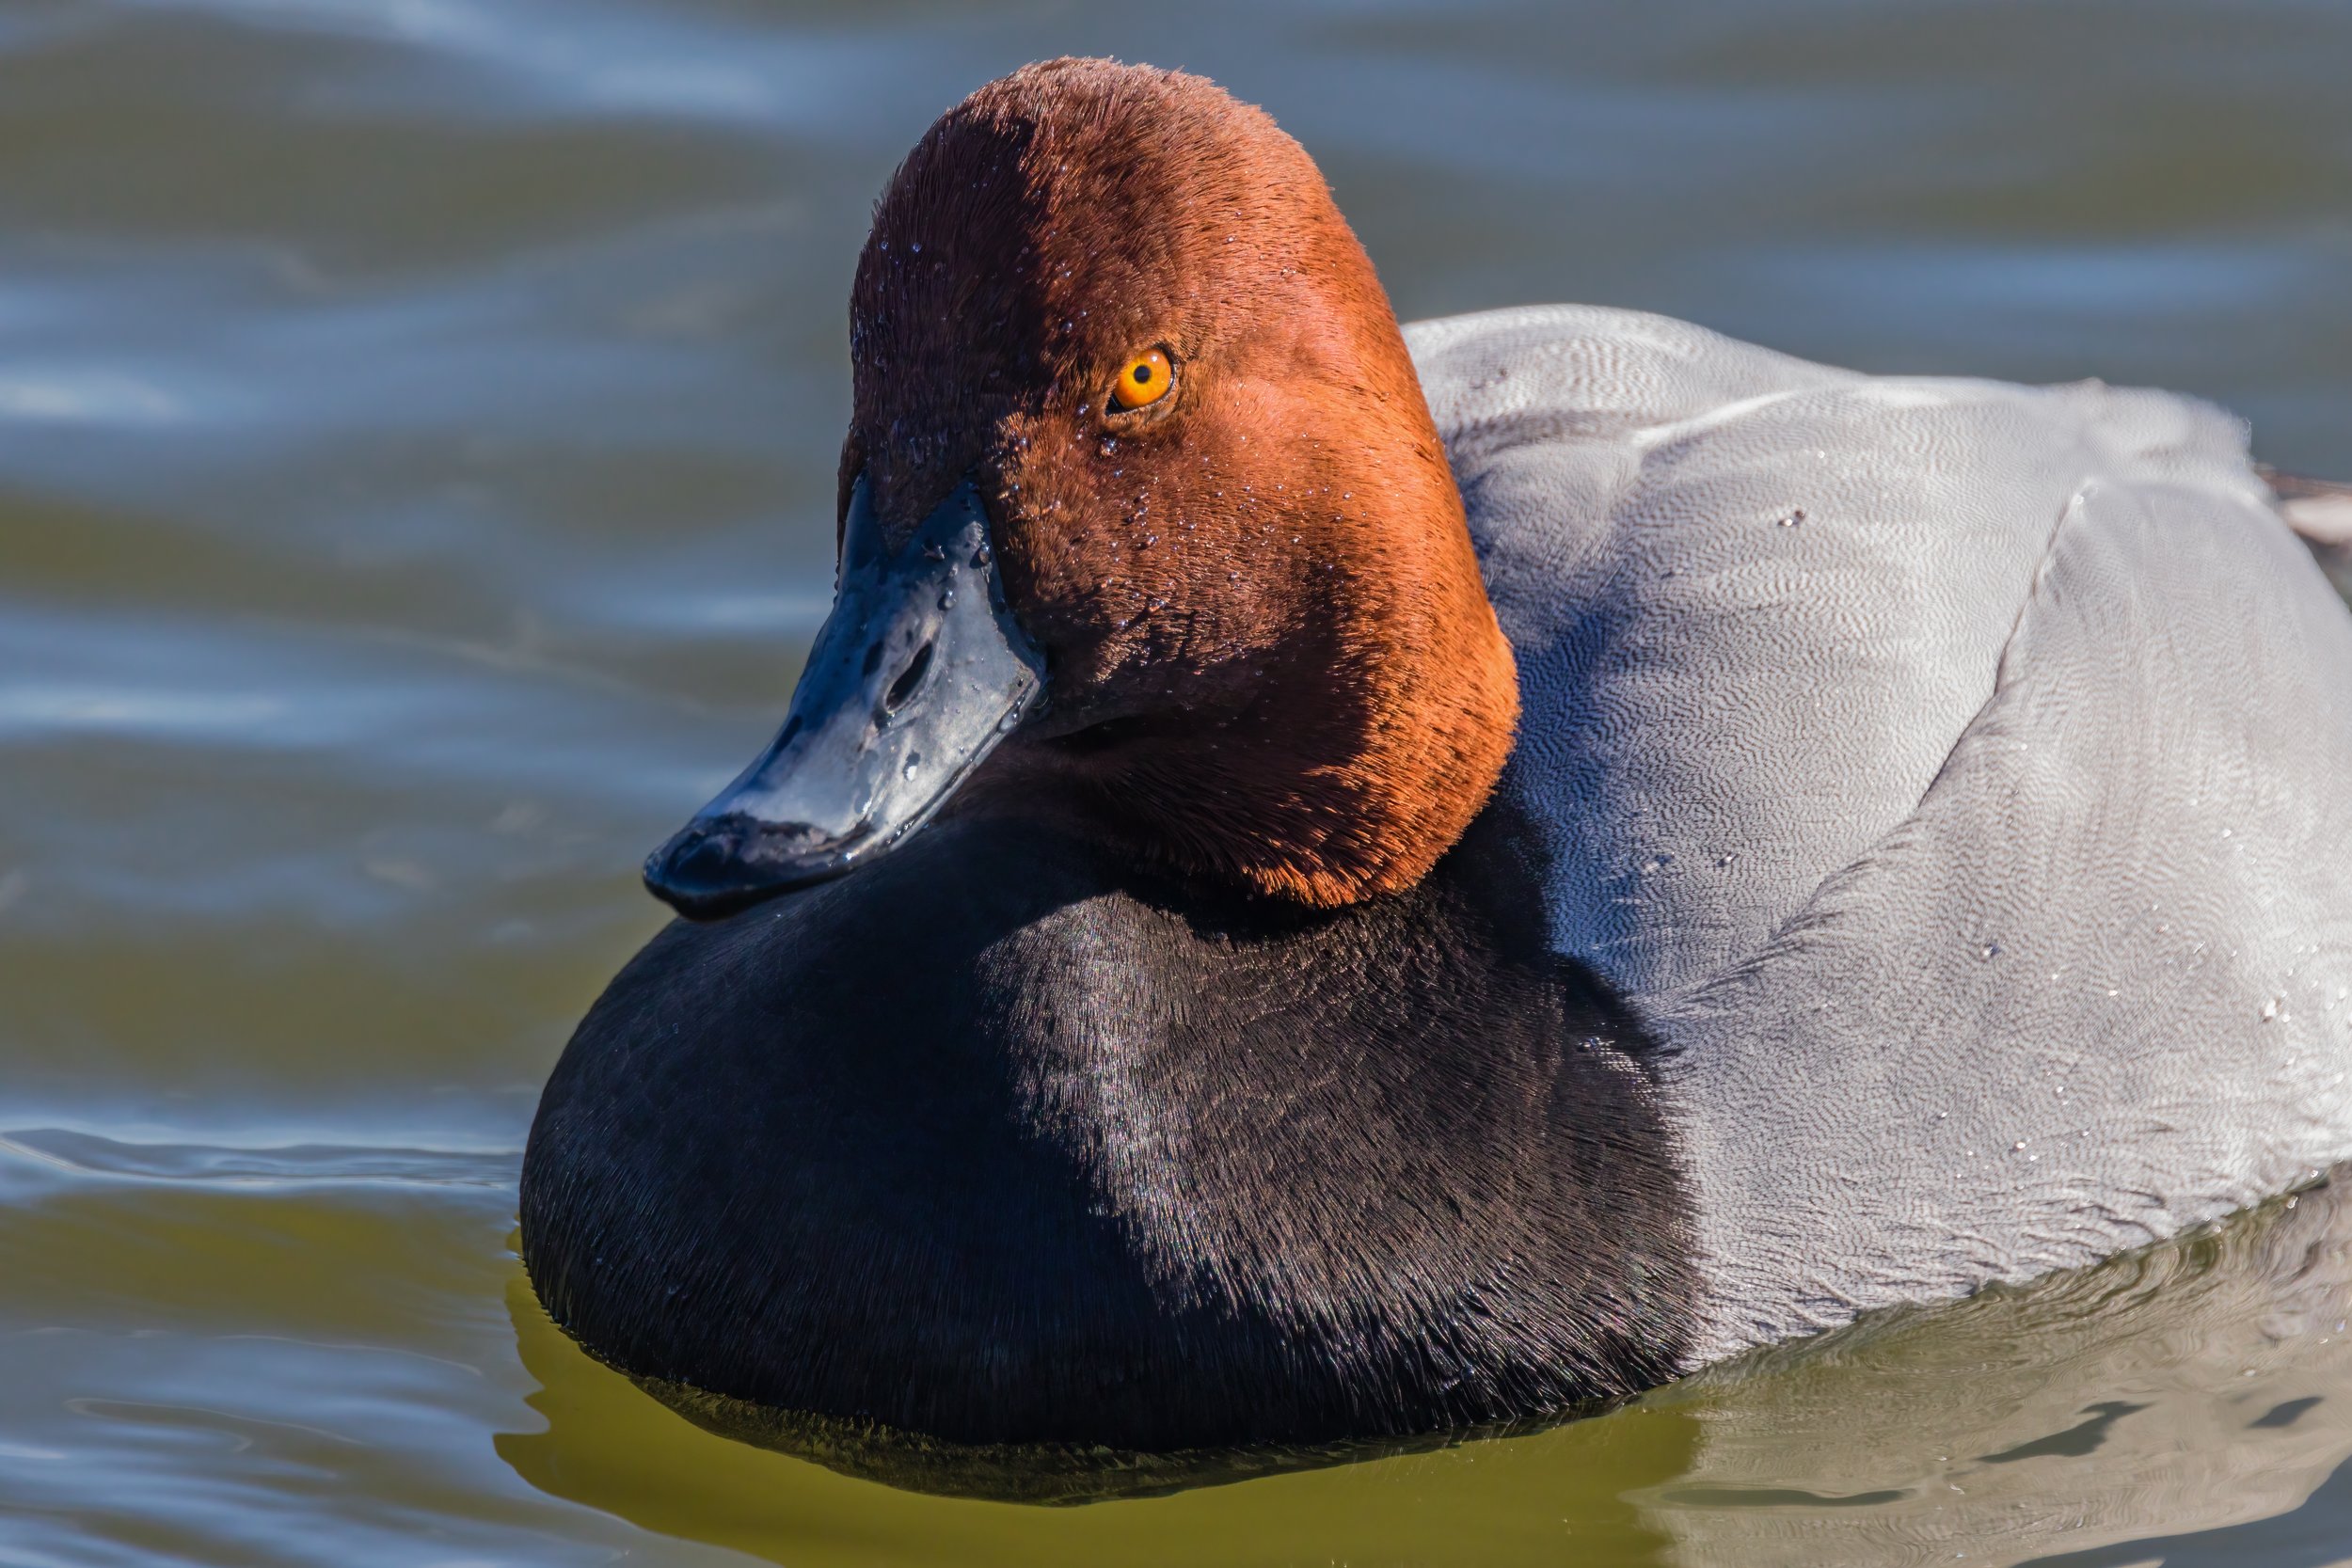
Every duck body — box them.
[526,303,2352,1447]
[519,60,2352,1465]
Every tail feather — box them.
[2259,465,2352,598]
[2262,465,2352,545]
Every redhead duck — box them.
[521,58,2352,1469]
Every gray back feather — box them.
[1409,306,2352,1353]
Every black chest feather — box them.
[519,807,1697,1463]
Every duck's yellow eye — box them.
[1111,348,1173,410]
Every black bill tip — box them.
[643,813,866,922]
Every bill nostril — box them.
[882,640,935,715]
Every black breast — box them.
[518,805,1698,1466]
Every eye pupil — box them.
[1133,365,1152,384]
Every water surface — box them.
[3,1,2350,1562]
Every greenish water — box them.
[1,1,2348,1562]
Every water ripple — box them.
[0,1127,518,1190]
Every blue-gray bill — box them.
[643,478,1045,920]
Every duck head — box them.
[646,57,1518,918]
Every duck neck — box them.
[993,469,1521,909]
